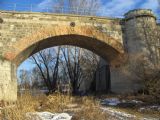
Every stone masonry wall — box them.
[0,9,159,101]
[0,11,123,101]
[0,60,17,101]
[0,11,123,60]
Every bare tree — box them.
[18,69,31,90]
[60,46,99,94]
[158,0,160,22]
[30,67,45,89]
[52,0,101,15]
[60,46,83,94]
[69,0,101,15]
[53,0,64,13]
[138,20,160,98]
[29,46,99,95]
[30,47,61,93]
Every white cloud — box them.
[35,0,159,18]
[35,0,55,11]
[100,0,139,17]
[101,0,159,18]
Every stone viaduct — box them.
[0,9,159,101]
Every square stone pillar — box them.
[110,66,143,94]
[0,60,17,101]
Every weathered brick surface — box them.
[0,11,124,65]
[0,9,159,101]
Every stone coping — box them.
[0,10,122,21]
[124,9,156,21]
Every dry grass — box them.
[72,97,111,120]
[1,92,112,120]
[2,92,40,120]
[2,92,160,120]
[39,92,74,112]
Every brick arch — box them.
[4,25,124,65]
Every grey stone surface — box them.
[0,9,159,101]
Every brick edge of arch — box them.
[3,25,125,65]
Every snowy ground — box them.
[26,112,72,120]
[25,97,160,120]
[1,96,160,120]
[100,98,160,120]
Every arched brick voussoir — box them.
[3,25,124,65]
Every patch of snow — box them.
[142,118,160,120]
[26,112,72,120]
[100,98,143,107]
[139,105,160,112]
[101,98,121,106]
[118,99,144,108]
[101,107,136,120]
[130,100,143,104]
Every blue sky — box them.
[0,0,159,17]
[0,0,159,72]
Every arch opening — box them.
[1,26,125,100]
[14,32,124,95]
[8,34,123,66]
[17,45,111,95]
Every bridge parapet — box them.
[0,11,123,58]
